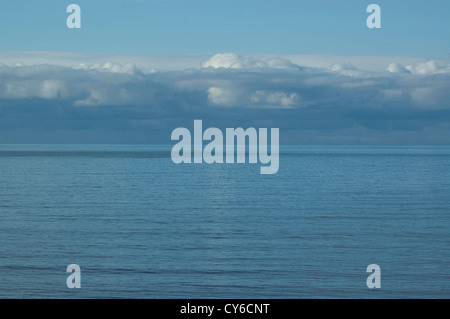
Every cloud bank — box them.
[1,51,449,144]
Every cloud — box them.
[410,86,448,109]
[406,60,438,75]
[328,64,368,78]
[76,62,142,75]
[386,63,410,74]
[202,53,299,70]
[207,86,237,106]
[2,76,67,100]
[1,51,450,144]
[250,91,300,108]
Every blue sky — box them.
[0,0,449,57]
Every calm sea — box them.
[0,145,449,298]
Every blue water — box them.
[0,145,449,298]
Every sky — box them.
[0,0,449,57]
[0,1,449,144]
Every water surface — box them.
[0,145,449,298]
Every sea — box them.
[0,144,449,298]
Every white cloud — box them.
[406,60,438,75]
[75,62,141,75]
[405,60,450,75]
[0,50,203,72]
[40,80,66,99]
[202,53,298,70]
[387,62,410,74]
[328,64,370,78]
[1,50,449,74]
[3,78,65,99]
[207,86,237,106]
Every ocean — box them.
[0,144,449,298]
